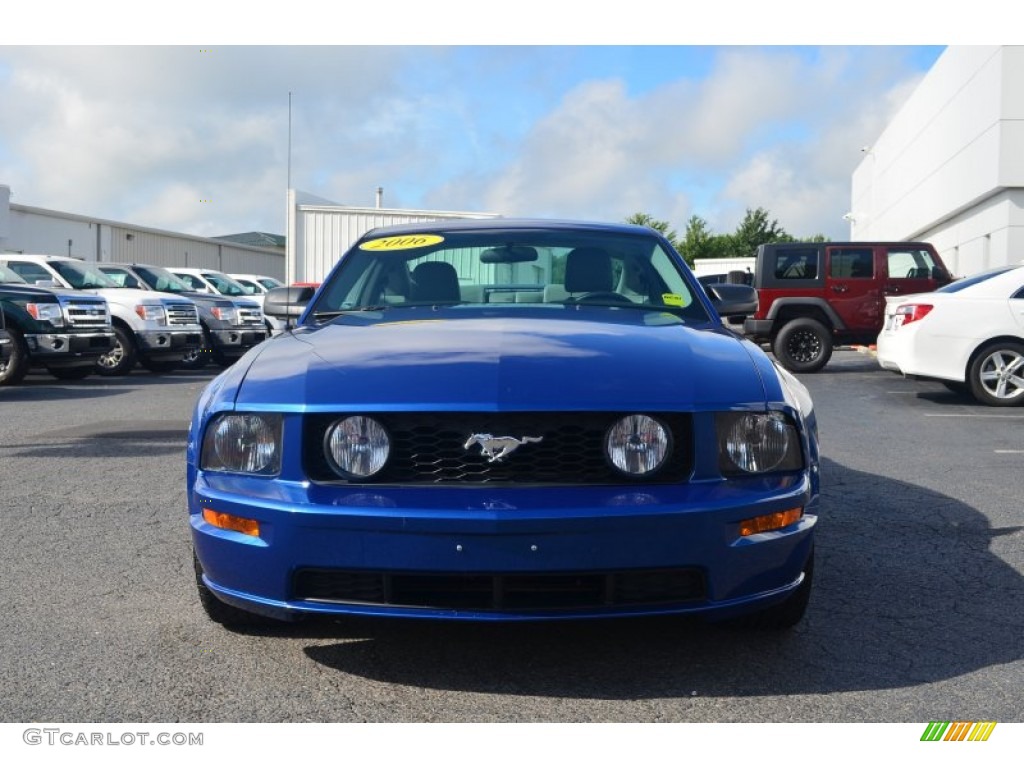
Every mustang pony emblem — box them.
[464,433,543,462]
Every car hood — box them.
[231,311,770,411]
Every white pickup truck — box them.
[0,255,203,375]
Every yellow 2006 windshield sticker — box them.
[661,293,689,307]
[359,234,445,251]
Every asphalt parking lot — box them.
[0,351,1021,722]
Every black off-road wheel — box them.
[193,552,282,629]
[0,329,30,386]
[772,318,833,373]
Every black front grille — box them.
[303,412,693,485]
[293,567,706,611]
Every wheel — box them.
[139,358,180,373]
[178,330,211,371]
[968,341,1024,406]
[727,550,814,630]
[193,552,281,629]
[47,366,93,381]
[772,318,833,373]
[0,329,30,386]
[95,325,137,376]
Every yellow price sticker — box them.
[359,234,445,251]
[661,293,687,307]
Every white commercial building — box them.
[285,189,498,284]
[0,184,285,279]
[850,45,1024,276]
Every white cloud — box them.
[0,45,938,241]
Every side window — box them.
[772,249,819,280]
[5,261,54,284]
[101,268,138,288]
[888,248,937,279]
[175,274,201,290]
[830,248,874,279]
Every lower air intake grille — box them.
[293,568,706,611]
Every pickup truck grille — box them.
[164,302,199,326]
[237,306,264,326]
[63,300,110,328]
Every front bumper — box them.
[743,318,773,340]
[137,329,202,359]
[191,475,817,622]
[209,327,268,357]
[25,331,115,366]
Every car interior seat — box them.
[410,262,461,303]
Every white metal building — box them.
[286,189,499,284]
[0,184,285,279]
[850,46,1024,276]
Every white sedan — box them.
[876,264,1024,406]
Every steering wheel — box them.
[570,291,633,304]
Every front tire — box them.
[772,318,833,373]
[727,550,814,630]
[968,341,1024,406]
[0,329,30,386]
[95,325,137,376]
[193,552,282,629]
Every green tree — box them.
[678,215,730,266]
[625,212,680,251]
[730,207,792,258]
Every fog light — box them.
[202,508,260,537]
[739,507,803,537]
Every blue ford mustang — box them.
[188,220,819,627]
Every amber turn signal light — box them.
[202,509,260,537]
[739,507,803,537]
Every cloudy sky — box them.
[0,9,950,242]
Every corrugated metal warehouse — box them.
[285,189,498,284]
[0,185,285,279]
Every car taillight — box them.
[895,304,933,325]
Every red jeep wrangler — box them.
[742,242,953,372]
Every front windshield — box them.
[0,265,28,284]
[202,272,249,296]
[50,261,118,289]
[258,277,282,290]
[309,228,710,324]
[133,266,193,293]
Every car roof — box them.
[360,218,657,239]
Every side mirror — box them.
[706,283,758,321]
[264,286,316,320]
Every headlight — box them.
[605,414,670,476]
[717,411,803,475]
[210,306,238,324]
[135,304,167,324]
[26,302,65,327]
[201,413,282,475]
[324,416,391,479]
